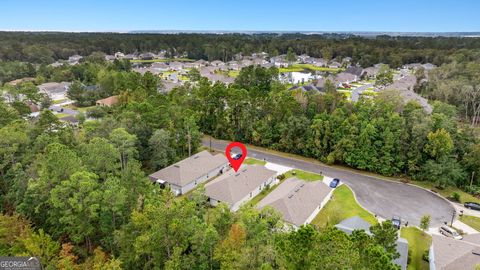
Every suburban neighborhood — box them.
[1,1,480,269]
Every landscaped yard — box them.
[279,64,343,73]
[400,227,431,270]
[311,184,377,229]
[244,158,267,166]
[459,215,480,231]
[284,169,323,181]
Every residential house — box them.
[313,58,327,67]
[210,60,224,67]
[270,55,289,67]
[257,177,332,228]
[205,165,277,211]
[384,75,432,114]
[362,66,380,79]
[7,77,35,86]
[328,61,342,69]
[96,95,119,107]
[227,61,241,70]
[38,82,71,101]
[149,150,229,196]
[59,115,79,127]
[160,80,182,93]
[114,52,125,59]
[335,216,409,270]
[345,66,364,78]
[334,72,358,86]
[139,52,155,60]
[124,54,136,60]
[169,61,184,71]
[151,62,170,72]
[193,59,208,68]
[105,55,116,61]
[429,234,480,270]
[68,55,83,65]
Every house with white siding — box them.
[205,165,277,211]
[149,150,229,196]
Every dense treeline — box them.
[2,31,480,68]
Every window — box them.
[250,192,252,198]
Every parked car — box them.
[464,202,480,211]
[329,178,340,188]
[439,226,463,240]
[392,216,402,229]
[231,153,242,160]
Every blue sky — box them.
[1,0,478,32]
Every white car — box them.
[439,226,463,240]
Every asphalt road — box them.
[203,138,455,226]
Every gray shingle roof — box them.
[149,150,227,187]
[335,216,373,235]
[432,234,480,270]
[257,177,331,226]
[394,238,409,270]
[205,165,276,205]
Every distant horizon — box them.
[1,29,479,38]
[1,0,479,33]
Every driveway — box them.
[203,138,454,226]
[49,105,79,116]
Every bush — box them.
[464,185,480,196]
[451,192,461,202]
[277,174,285,180]
[422,250,429,262]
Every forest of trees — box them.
[1,33,480,269]
[2,31,480,69]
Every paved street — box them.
[203,137,454,226]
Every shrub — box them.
[422,250,429,262]
[277,174,285,180]
[451,192,461,202]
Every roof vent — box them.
[300,183,305,187]
[242,168,247,172]
[235,173,240,177]
[288,194,293,198]
[174,165,180,168]
[294,188,300,192]
[473,249,480,256]
[193,156,199,159]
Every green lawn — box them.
[279,64,343,73]
[244,158,267,166]
[228,70,240,78]
[311,185,377,229]
[53,99,68,104]
[459,215,480,231]
[130,58,194,63]
[284,169,323,181]
[248,179,285,206]
[55,113,69,118]
[411,181,480,204]
[400,227,431,270]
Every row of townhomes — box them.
[147,149,414,269]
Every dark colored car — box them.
[232,153,242,160]
[464,202,480,211]
[392,216,401,229]
[329,178,340,188]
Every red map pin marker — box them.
[225,142,247,172]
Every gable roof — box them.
[96,95,119,106]
[335,216,373,235]
[257,177,331,226]
[149,150,228,187]
[432,234,480,270]
[205,165,276,205]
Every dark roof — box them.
[345,66,364,77]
